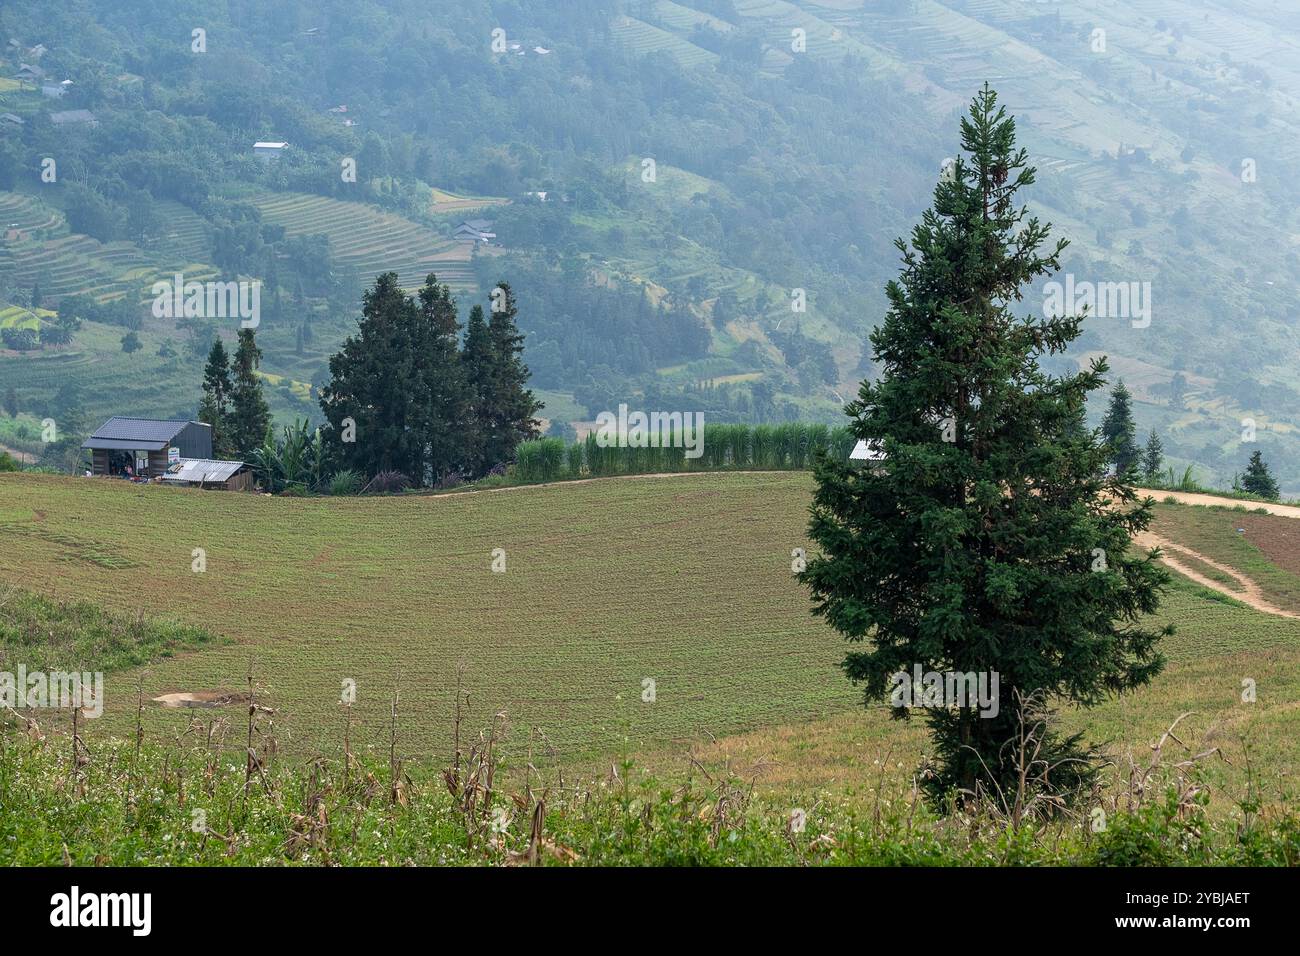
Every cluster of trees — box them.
[318,273,541,487]
[197,330,273,462]
[1101,380,1281,499]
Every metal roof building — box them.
[82,418,212,478]
[161,458,253,491]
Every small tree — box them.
[1101,380,1138,475]
[1141,429,1163,480]
[120,330,142,353]
[1241,450,1280,500]
[1168,372,1187,410]
[3,385,16,418]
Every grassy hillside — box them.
[1,471,1299,814]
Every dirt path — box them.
[1136,488,1300,518]
[1134,531,1300,620]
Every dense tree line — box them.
[317,272,541,486]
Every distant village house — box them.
[253,141,288,160]
[453,219,496,243]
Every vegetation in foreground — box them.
[0,585,222,673]
[1,707,1297,867]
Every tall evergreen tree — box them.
[1141,429,1163,480]
[461,304,494,473]
[802,87,1170,804]
[3,384,16,418]
[1101,380,1138,475]
[475,282,542,471]
[229,328,272,462]
[199,338,234,457]
[320,272,419,480]
[416,275,473,481]
[1241,450,1280,500]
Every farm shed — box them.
[160,458,253,491]
[82,418,212,479]
[253,141,288,159]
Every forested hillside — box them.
[2,0,1299,489]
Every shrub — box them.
[364,470,410,494]
[327,469,363,496]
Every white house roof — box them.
[850,439,887,462]
[161,458,247,483]
[253,141,287,149]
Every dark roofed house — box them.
[453,218,496,243]
[82,418,212,479]
[14,63,44,82]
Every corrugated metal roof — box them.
[160,459,247,483]
[850,439,887,462]
[83,418,195,449]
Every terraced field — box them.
[1,471,1298,808]
[251,192,481,291]
[0,190,219,305]
[0,303,47,330]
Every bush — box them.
[327,469,363,496]
[364,470,410,494]
[0,450,18,472]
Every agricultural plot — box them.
[609,15,720,69]
[2,472,1299,810]
[251,192,478,291]
[0,190,219,305]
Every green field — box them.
[250,192,480,291]
[1,471,1299,813]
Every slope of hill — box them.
[1,470,1297,808]
[1,0,1299,488]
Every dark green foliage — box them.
[801,87,1170,806]
[1142,429,1163,480]
[470,283,544,472]
[1241,450,1279,500]
[1101,380,1138,475]
[229,329,272,462]
[320,274,539,486]
[199,338,235,458]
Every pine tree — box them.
[415,275,473,481]
[1141,429,1163,480]
[1241,450,1279,500]
[320,272,453,484]
[802,86,1170,805]
[3,384,16,418]
[472,282,542,472]
[461,304,494,474]
[199,338,234,457]
[228,329,272,462]
[1101,380,1138,475]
